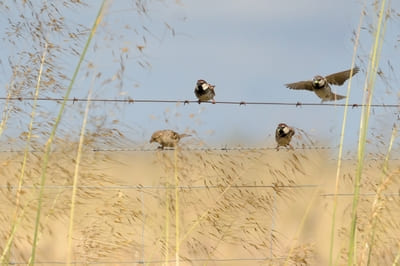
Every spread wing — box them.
[285,81,314,91]
[325,67,359,86]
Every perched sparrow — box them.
[195,79,216,103]
[149,129,191,149]
[285,67,359,102]
[275,123,295,151]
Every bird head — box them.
[197,79,206,87]
[196,79,213,91]
[312,76,326,87]
[277,123,290,135]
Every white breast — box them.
[283,127,290,134]
[201,83,209,90]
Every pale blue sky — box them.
[0,0,399,153]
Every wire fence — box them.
[0,96,400,108]
[1,97,399,264]
[0,145,338,153]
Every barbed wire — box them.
[0,146,338,153]
[0,97,399,108]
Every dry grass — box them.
[0,146,399,265]
[0,0,399,265]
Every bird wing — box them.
[285,81,314,91]
[325,67,359,86]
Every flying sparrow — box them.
[195,79,216,103]
[275,123,295,151]
[149,129,191,149]
[285,67,359,102]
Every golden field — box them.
[1,143,399,265]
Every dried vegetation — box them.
[0,1,399,265]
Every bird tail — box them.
[179,133,191,139]
[326,93,346,101]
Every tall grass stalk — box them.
[29,1,107,264]
[66,77,95,265]
[284,188,319,266]
[0,96,11,137]
[328,4,365,265]
[174,148,180,266]
[0,43,48,263]
[364,124,396,265]
[165,173,170,265]
[394,246,400,266]
[347,1,388,264]
[392,255,400,266]
[0,202,28,263]
[28,178,73,264]
[0,68,17,137]
[15,42,48,215]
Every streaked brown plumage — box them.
[285,67,359,102]
[149,129,191,149]
[195,79,216,103]
[275,123,295,151]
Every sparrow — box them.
[275,123,295,151]
[195,79,216,103]
[285,67,359,102]
[149,129,191,149]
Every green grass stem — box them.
[328,4,365,265]
[29,1,107,264]
[347,1,388,264]
[1,42,48,264]
[365,124,396,265]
